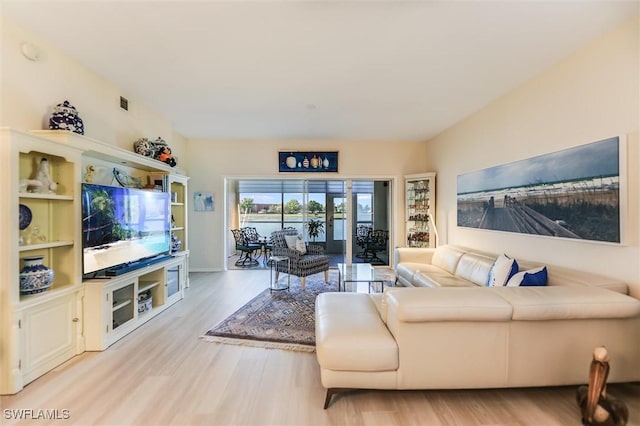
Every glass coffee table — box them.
[337,263,385,293]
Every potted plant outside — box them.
[306,218,325,244]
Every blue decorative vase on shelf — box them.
[171,234,182,253]
[49,100,84,135]
[19,256,55,295]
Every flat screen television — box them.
[81,183,171,276]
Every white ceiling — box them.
[2,1,638,141]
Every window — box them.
[237,181,329,241]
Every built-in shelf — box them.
[138,281,160,293]
[19,240,74,251]
[30,130,187,175]
[18,192,73,201]
[2,128,190,395]
[405,173,436,248]
[112,299,132,312]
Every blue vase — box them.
[20,256,55,295]
[49,100,84,135]
[171,234,182,253]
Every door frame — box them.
[224,175,397,270]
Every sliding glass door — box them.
[325,192,346,254]
[230,178,391,267]
[349,180,391,265]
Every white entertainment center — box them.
[0,128,190,394]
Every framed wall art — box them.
[278,151,338,173]
[457,136,623,243]
[194,191,214,212]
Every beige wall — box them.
[0,17,188,166]
[425,16,640,297]
[186,139,428,271]
[5,13,638,294]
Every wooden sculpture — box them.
[576,346,629,426]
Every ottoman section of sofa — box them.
[315,292,398,372]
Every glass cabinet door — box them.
[166,263,182,301]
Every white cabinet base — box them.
[83,256,185,351]
[19,291,81,389]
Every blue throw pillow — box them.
[506,266,548,287]
[487,254,519,286]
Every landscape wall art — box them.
[457,136,621,243]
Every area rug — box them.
[200,268,396,352]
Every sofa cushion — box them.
[455,253,496,286]
[395,262,426,284]
[316,293,398,372]
[431,245,466,275]
[506,266,548,287]
[386,288,513,322]
[488,254,518,286]
[414,269,476,287]
[492,287,640,320]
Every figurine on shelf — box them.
[133,138,153,157]
[29,225,47,244]
[132,136,177,167]
[84,165,96,183]
[34,157,58,193]
[19,179,42,193]
[157,146,177,167]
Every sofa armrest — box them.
[394,247,436,267]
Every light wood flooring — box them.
[2,269,639,425]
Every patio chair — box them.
[242,226,272,263]
[355,224,372,259]
[231,229,259,268]
[270,228,329,290]
[365,229,389,265]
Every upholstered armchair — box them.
[270,228,329,290]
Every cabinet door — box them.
[109,282,135,333]
[20,293,78,386]
[166,262,183,305]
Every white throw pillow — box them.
[284,235,298,249]
[487,254,519,286]
[295,237,307,255]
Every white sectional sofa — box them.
[315,245,640,408]
[395,245,628,292]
